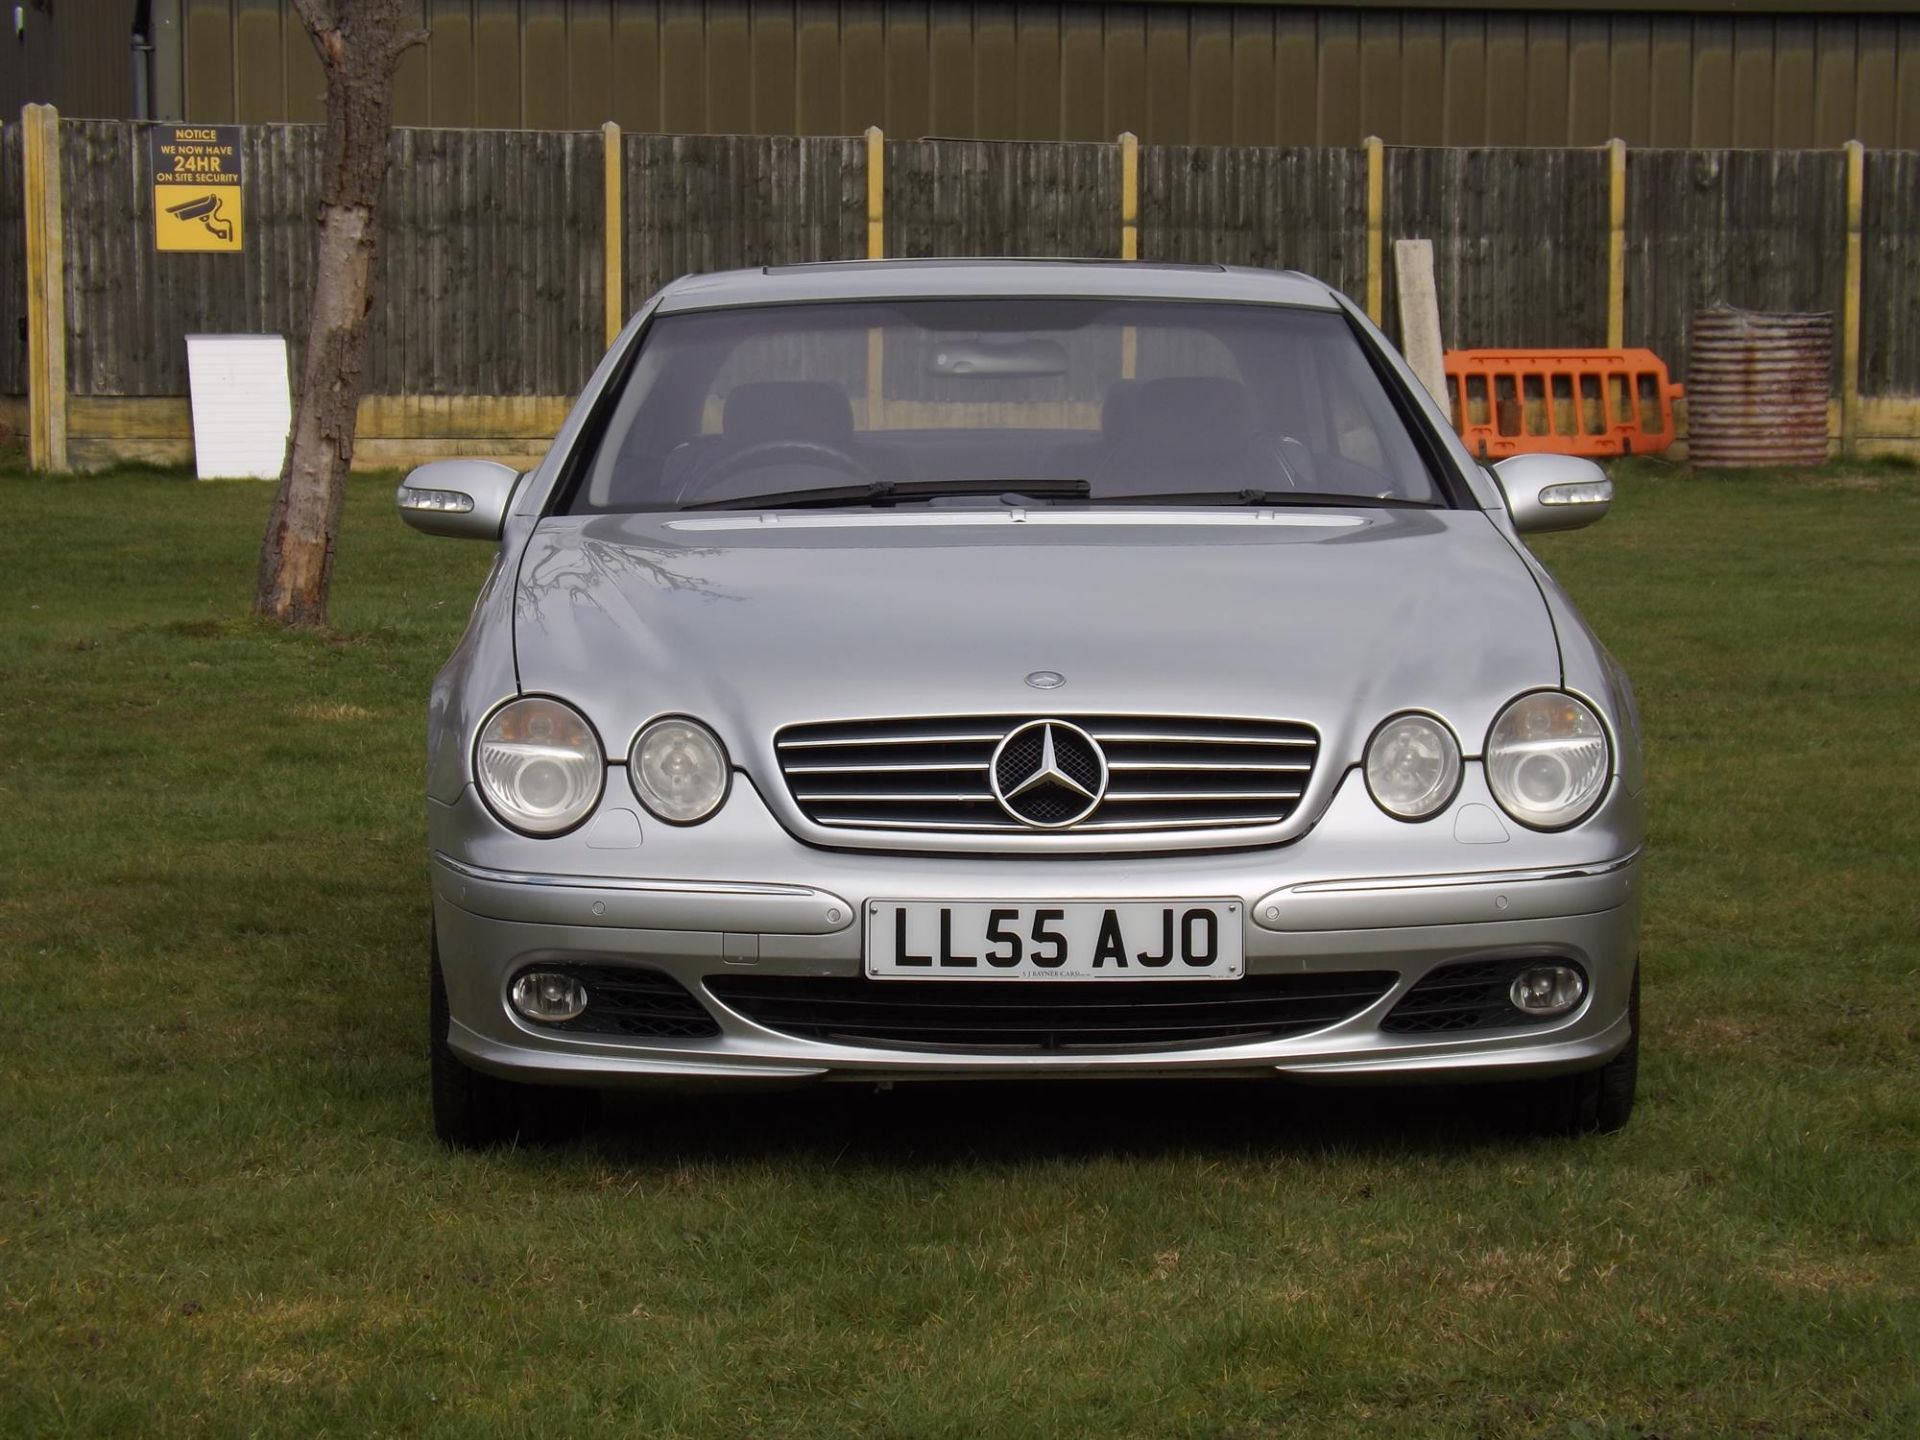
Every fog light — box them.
[510,971,588,1022]
[1509,964,1586,1017]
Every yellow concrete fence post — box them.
[1607,138,1626,350]
[1364,136,1384,326]
[865,126,885,260]
[1118,132,1141,378]
[22,102,67,472]
[1841,138,1864,454]
[602,121,623,349]
[864,127,886,429]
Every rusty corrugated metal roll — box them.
[1686,307,1833,468]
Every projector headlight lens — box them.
[474,697,604,835]
[630,717,729,824]
[1486,692,1611,829]
[1365,712,1463,820]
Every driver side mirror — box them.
[1491,454,1613,534]
[396,459,521,540]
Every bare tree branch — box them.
[287,0,335,41]
[391,26,432,61]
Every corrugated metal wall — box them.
[0,2,137,123]
[161,1,1920,148]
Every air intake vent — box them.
[774,713,1319,836]
[512,965,720,1039]
[1380,958,1585,1034]
[706,971,1394,1052]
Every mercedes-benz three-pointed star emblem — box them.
[989,719,1109,829]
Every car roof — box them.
[651,259,1343,313]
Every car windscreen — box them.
[561,298,1449,513]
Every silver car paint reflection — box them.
[417,260,1643,1088]
[509,505,1560,855]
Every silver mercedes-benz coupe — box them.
[400,260,1644,1147]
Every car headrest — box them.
[1100,379,1145,445]
[1125,377,1252,444]
[722,381,855,449]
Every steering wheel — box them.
[685,439,872,499]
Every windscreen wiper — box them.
[682,477,1092,511]
[1079,488,1439,509]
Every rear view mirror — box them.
[928,336,1069,378]
[1491,454,1613,534]
[396,459,521,540]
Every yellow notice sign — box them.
[152,124,243,252]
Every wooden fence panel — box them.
[885,140,1121,260]
[1624,148,1848,384]
[64,120,326,397]
[1384,146,1610,351]
[623,134,866,316]
[1861,150,1920,398]
[66,119,242,397]
[365,127,604,396]
[61,120,603,398]
[1136,146,1368,302]
[29,119,1918,409]
[0,121,23,397]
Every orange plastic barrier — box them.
[1443,348,1684,460]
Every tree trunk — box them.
[254,1,424,628]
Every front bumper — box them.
[430,766,1642,1087]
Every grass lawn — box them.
[1,459,1915,1437]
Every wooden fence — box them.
[624,133,865,320]
[1862,151,1920,400]
[0,119,23,398]
[57,120,607,399]
[3,111,1918,468]
[885,138,1123,269]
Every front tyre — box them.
[1507,963,1639,1137]
[430,929,594,1149]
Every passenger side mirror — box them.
[1491,454,1613,534]
[396,459,521,540]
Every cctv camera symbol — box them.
[166,193,233,242]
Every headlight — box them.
[1485,692,1611,829]
[1365,712,1463,820]
[629,717,729,824]
[474,697,604,835]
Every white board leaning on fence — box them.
[1392,240,1447,406]
[185,334,292,480]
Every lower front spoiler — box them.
[434,859,1641,1090]
[445,1010,1634,1089]
[1272,1012,1631,1081]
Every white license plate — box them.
[865,900,1244,981]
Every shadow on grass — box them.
[561,1077,1533,1167]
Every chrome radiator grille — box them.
[774,714,1319,835]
